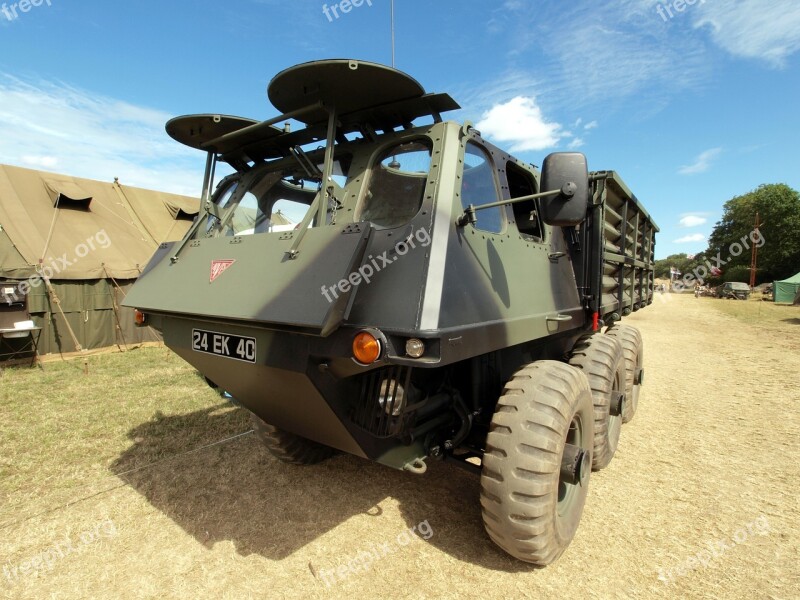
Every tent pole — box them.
[39,196,61,266]
[102,264,129,352]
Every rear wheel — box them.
[605,324,643,424]
[250,413,336,465]
[480,361,594,565]
[569,333,625,470]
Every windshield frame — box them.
[198,148,356,240]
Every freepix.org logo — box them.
[322,0,372,22]
[320,227,432,304]
[1,0,52,22]
[210,259,235,283]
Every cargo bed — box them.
[588,171,659,323]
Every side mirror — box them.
[540,152,590,227]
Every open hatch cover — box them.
[267,59,425,125]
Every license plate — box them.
[191,329,257,363]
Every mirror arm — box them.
[455,185,575,228]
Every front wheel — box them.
[480,361,594,565]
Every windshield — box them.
[203,158,350,238]
[358,139,432,228]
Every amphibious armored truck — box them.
[124,59,658,565]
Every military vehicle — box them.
[716,281,751,300]
[125,59,658,565]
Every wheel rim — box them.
[557,413,589,519]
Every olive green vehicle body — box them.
[124,60,658,472]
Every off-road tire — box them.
[605,324,643,424]
[250,413,336,465]
[480,361,594,565]
[569,333,626,470]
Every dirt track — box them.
[2,294,799,599]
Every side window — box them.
[462,143,503,233]
[506,162,545,241]
[359,140,431,228]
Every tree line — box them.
[654,183,800,285]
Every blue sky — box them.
[1,0,798,258]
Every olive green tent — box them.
[0,164,198,355]
[774,271,800,304]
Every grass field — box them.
[708,295,800,330]
[1,296,798,599]
[0,347,250,543]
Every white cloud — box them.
[678,148,722,175]
[475,96,563,152]
[583,120,598,130]
[679,215,708,227]
[0,75,203,196]
[486,17,503,35]
[674,233,706,243]
[693,0,800,67]
[503,0,525,10]
[484,2,710,108]
[568,137,585,149]
[20,155,59,168]
[466,0,800,127]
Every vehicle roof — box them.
[166,60,460,171]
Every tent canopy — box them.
[0,164,199,280]
[774,271,800,303]
[0,164,199,355]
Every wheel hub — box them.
[610,391,626,417]
[561,443,590,486]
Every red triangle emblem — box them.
[210,259,235,283]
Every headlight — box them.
[405,338,425,358]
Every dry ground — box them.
[1,294,798,599]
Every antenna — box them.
[391,0,396,67]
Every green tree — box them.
[722,265,751,283]
[707,184,800,283]
[654,253,690,279]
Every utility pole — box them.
[749,212,760,288]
